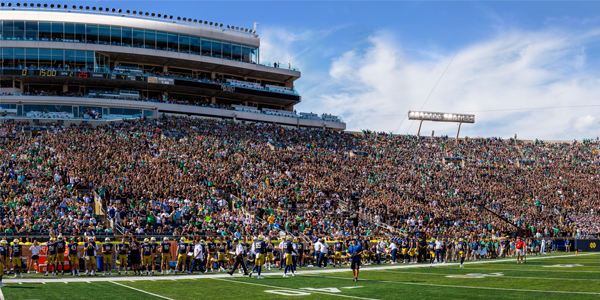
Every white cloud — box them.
[310,29,600,140]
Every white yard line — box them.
[307,275,600,295]
[0,287,4,300]
[212,278,380,300]
[110,281,175,300]
[378,269,600,281]
[460,267,600,273]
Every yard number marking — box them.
[446,273,504,278]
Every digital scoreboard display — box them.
[0,69,150,83]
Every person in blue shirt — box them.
[347,238,363,281]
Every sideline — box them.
[2,252,597,284]
[110,281,175,300]
[212,278,380,300]
[0,287,4,300]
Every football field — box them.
[2,252,599,300]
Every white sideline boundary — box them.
[110,281,175,300]
[0,287,4,300]
[1,252,597,284]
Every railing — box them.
[259,62,300,72]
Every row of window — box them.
[13,105,149,117]
[0,48,109,71]
[0,21,259,64]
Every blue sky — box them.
[76,1,600,139]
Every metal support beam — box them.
[417,120,424,136]
[456,122,462,140]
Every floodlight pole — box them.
[456,122,462,140]
[417,120,424,136]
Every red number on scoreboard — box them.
[79,72,88,78]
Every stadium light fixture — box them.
[408,110,475,139]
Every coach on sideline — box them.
[347,239,363,282]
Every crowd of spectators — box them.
[0,117,598,243]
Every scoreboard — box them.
[0,69,174,85]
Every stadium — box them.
[0,3,599,300]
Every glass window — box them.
[13,21,25,41]
[143,110,154,117]
[95,52,109,72]
[168,33,178,52]
[179,35,190,53]
[52,49,64,69]
[242,46,250,63]
[0,21,2,40]
[111,26,121,46]
[25,21,38,41]
[144,30,156,49]
[75,23,85,43]
[75,50,87,70]
[87,51,96,70]
[52,22,63,41]
[2,48,13,68]
[132,29,144,48]
[64,50,75,69]
[3,21,14,40]
[25,48,38,68]
[14,48,25,68]
[222,42,231,60]
[232,43,242,61]
[39,22,51,41]
[38,49,52,68]
[110,108,142,116]
[86,24,98,44]
[24,105,72,113]
[156,31,168,51]
[201,39,212,56]
[250,47,258,64]
[190,36,200,55]
[98,26,110,45]
[122,27,132,47]
[64,23,75,42]
[211,40,222,58]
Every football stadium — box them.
[0,3,599,300]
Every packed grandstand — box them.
[0,117,599,241]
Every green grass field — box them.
[2,252,599,300]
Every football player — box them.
[174,237,188,274]
[101,238,114,275]
[159,237,171,274]
[129,236,142,275]
[55,235,66,275]
[0,240,7,287]
[265,238,274,270]
[282,236,297,277]
[116,237,129,275]
[216,238,227,272]
[142,238,153,276]
[67,238,80,276]
[10,239,23,278]
[45,237,57,276]
[150,237,157,275]
[333,237,344,267]
[83,237,98,276]
[250,235,267,279]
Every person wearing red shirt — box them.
[515,237,525,263]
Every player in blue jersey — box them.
[282,236,297,277]
[250,235,267,279]
[457,238,467,267]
